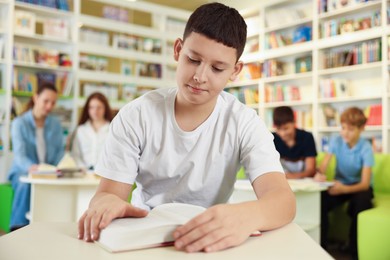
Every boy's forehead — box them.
[183,32,238,63]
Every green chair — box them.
[0,183,13,233]
[358,153,390,260]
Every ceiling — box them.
[141,0,264,11]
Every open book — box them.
[96,203,261,253]
[29,152,84,179]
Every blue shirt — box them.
[8,110,64,180]
[329,136,374,185]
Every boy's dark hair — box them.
[183,2,247,61]
[340,107,367,128]
[273,106,295,127]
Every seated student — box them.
[78,3,296,253]
[8,82,64,231]
[315,107,374,259]
[70,92,112,170]
[272,106,317,179]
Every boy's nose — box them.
[194,65,207,84]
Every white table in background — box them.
[230,178,329,243]
[0,222,332,260]
[20,176,100,222]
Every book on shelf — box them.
[96,202,261,253]
[295,56,312,73]
[14,10,36,36]
[319,78,350,98]
[364,104,382,126]
[43,18,69,39]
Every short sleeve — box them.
[327,136,339,154]
[95,105,143,184]
[361,141,374,167]
[239,112,284,182]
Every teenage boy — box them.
[315,107,374,259]
[78,3,295,253]
[272,106,317,179]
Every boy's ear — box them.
[229,61,244,82]
[173,38,183,62]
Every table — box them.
[230,178,329,243]
[20,176,100,222]
[0,222,332,260]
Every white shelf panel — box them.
[0,59,5,64]
[264,41,313,59]
[264,100,312,108]
[317,27,382,49]
[78,69,175,87]
[79,15,166,40]
[318,61,382,75]
[241,52,263,63]
[264,16,313,33]
[263,71,312,83]
[319,95,382,104]
[14,33,73,44]
[13,61,72,72]
[226,78,260,88]
[78,43,166,63]
[14,2,73,18]
[318,1,382,20]
[318,125,382,132]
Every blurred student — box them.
[70,92,112,170]
[78,3,295,253]
[8,82,64,231]
[272,106,317,179]
[315,107,374,259]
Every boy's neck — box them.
[174,97,217,132]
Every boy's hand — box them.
[78,194,148,242]
[328,181,346,195]
[314,172,326,182]
[173,204,253,253]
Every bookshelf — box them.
[0,0,191,182]
[75,0,190,110]
[232,0,389,155]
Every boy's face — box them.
[275,122,296,143]
[173,32,243,107]
[340,122,363,146]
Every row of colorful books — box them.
[323,39,381,69]
[12,68,72,96]
[13,44,72,67]
[265,26,312,50]
[82,83,155,102]
[319,78,350,98]
[225,87,259,105]
[320,10,381,38]
[318,0,378,14]
[16,0,69,11]
[264,84,301,103]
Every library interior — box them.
[1,0,390,260]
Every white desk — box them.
[230,178,328,243]
[20,176,100,222]
[0,222,332,260]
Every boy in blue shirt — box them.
[272,106,317,179]
[315,107,374,259]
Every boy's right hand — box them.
[314,172,326,182]
[78,193,148,242]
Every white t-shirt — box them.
[72,120,110,169]
[36,127,46,164]
[96,88,283,210]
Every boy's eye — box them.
[188,57,200,64]
[212,67,224,73]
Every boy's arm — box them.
[173,172,295,253]
[329,166,371,195]
[78,177,148,242]
[285,156,316,179]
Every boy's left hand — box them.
[328,181,346,195]
[173,204,253,253]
